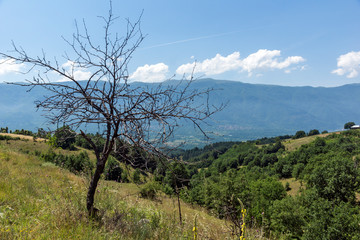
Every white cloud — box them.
[332,51,360,78]
[58,60,92,82]
[241,50,305,74]
[61,60,75,69]
[176,50,305,77]
[60,61,170,83]
[176,52,241,76]
[73,70,92,81]
[0,58,25,75]
[129,63,169,83]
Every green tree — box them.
[53,126,76,150]
[302,197,360,240]
[308,129,319,136]
[344,121,356,129]
[36,128,48,138]
[132,168,141,184]
[293,130,306,139]
[292,163,305,179]
[249,177,286,223]
[270,196,305,238]
[314,137,326,147]
[0,127,8,133]
[164,162,190,190]
[307,158,359,203]
[104,156,123,182]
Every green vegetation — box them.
[293,130,306,139]
[2,127,360,239]
[0,135,241,239]
[37,149,93,174]
[0,127,8,133]
[49,126,76,150]
[168,130,360,239]
[344,121,356,129]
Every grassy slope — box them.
[0,133,46,142]
[1,137,260,239]
[1,131,347,238]
[282,131,340,152]
[279,132,343,197]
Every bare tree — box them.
[0,4,222,215]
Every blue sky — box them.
[0,0,359,87]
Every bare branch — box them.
[0,5,223,215]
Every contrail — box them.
[141,31,239,50]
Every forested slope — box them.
[168,130,360,239]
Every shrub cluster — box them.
[0,135,20,141]
[38,149,94,174]
[156,130,360,238]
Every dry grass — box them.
[0,136,98,162]
[1,138,262,239]
[283,132,340,152]
[0,133,46,142]
[356,193,360,202]
[100,181,233,239]
[279,178,304,196]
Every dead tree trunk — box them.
[86,157,106,215]
[177,191,182,225]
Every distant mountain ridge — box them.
[1,79,360,144]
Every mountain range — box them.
[1,79,359,145]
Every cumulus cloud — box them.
[58,60,92,82]
[176,50,305,77]
[129,63,169,82]
[61,60,75,69]
[332,51,360,78]
[177,52,241,76]
[241,50,305,75]
[0,58,25,75]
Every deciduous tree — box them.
[344,121,356,129]
[0,4,222,215]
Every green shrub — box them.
[133,169,142,183]
[308,129,320,136]
[302,197,360,240]
[270,196,305,238]
[285,182,291,191]
[41,150,93,174]
[306,158,358,203]
[105,156,123,182]
[50,126,76,150]
[140,181,161,200]
[293,130,306,139]
[0,135,19,141]
[314,137,326,147]
[292,163,305,179]
[121,171,130,183]
[161,184,174,195]
[66,151,93,173]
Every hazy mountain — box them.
[1,79,359,144]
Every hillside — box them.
[2,79,360,145]
[176,130,360,239]
[0,134,264,239]
[2,129,360,239]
